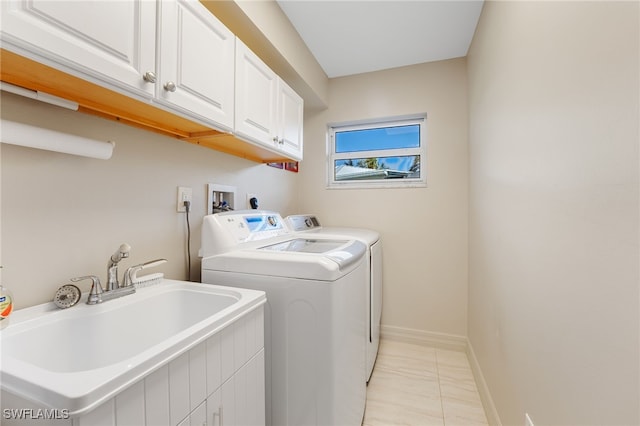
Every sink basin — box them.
[0,279,266,416]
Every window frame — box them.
[327,114,427,189]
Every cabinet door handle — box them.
[142,71,157,83]
[212,405,223,426]
[164,81,177,92]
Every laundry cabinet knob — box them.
[142,71,157,83]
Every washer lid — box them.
[259,238,365,269]
[202,239,367,280]
[284,215,380,245]
[259,239,347,253]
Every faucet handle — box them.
[123,265,143,287]
[71,275,103,305]
[123,258,167,287]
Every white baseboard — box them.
[380,324,502,426]
[466,341,502,426]
[380,324,467,351]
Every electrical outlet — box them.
[177,186,192,212]
[525,413,534,426]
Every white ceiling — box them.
[276,0,484,78]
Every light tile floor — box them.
[363,339,489,426]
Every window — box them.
[327,115,426,188]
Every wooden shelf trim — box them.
[0,49,294,164]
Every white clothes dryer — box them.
[285,214,382,382]
[201,211,367,426]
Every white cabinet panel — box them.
[74,398,114,426]
[206,388,222,426]
[248,350,266,426]
[234,314,248,370]
[158,0,235,130]
[206,334,222,396]
[220,324,235,385]
[189,343,207,412]
[210,309,265,426]
[235,39,278,146]
[235,358,249,426]
[276,80,304,161]
[0,0,157,98]
[145,365,171,426]
[235,38,303,160]
[205,353,265,426]
[205,371,236,426]
[169,352,191,426]
[221,377,236,426]
[115,381,145,426]
[189,401,207,426]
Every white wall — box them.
[0,92,299,309]
[299,58,469,338]
[467,1,639,424]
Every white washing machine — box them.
[200,211,367,426]
[285,214,382,382]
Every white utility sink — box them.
[0,279,266,416]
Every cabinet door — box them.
[235,38,278,148]
[158,0,235,131]
[0,0,156,98]
[190,401,207,426]
[206,387,221,426]
[239,350,266,426]
[205,351,265,426]
[277,80,304,161]
[206,378,234,426]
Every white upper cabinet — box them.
[1,0,234,131]
[235,38,303,161]
[157,0,235,131]
[1,0,302,162]
[277,79,304,161]
[235,39,279,147]
[0,0,157,98]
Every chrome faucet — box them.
[71,275,104,305]
[71,273,136,305]
[70,246,168,305]
[70,243,134,305]
[106,243,131,291]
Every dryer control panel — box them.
[285,214,322,232]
